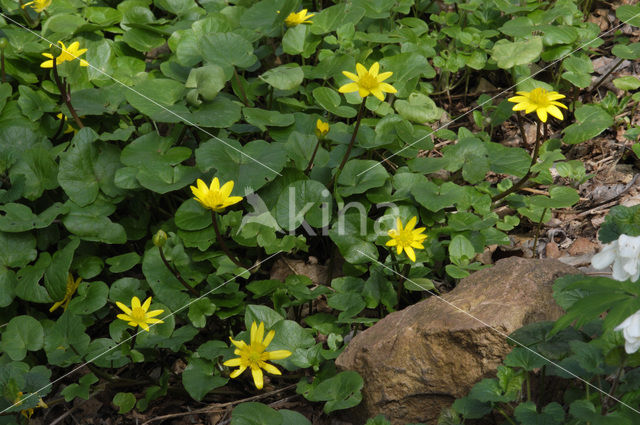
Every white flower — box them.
[591,234,640,282]
[614,309,640,354]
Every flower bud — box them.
[0,38,8,49]
[153,230,167,248]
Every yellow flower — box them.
[190,177,243,212]
[115,296,164,332]
[41,41,89,69]
[56,113,75,134]
[49,273,82,312]
[507,87,567,123]
[386,216,427,262]
[339,62,397,101]
[315,119,329,138]
[14,392,47,419]
[284,9,314,27]
[223,321,292,390]
[21,0,51,13]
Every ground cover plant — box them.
[0,0,639,423]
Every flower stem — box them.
[158,245,200,297]
[211,211,245,269]
[52,60,84,129]
[304,137,322,173]
[330,101,366,186]
[492,120,542,203]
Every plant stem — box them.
[211,211,244,268]
[602,358,626,414]
[52,60,83,129]
[158,246,200,296]
[233,68,249,107]
[304,137,322,173]
[492,120,542,203]
[532,207,547,255]
[1,49,5,83]
[330,101,366,186]
[592,58,624,92]
[525,372,532,401]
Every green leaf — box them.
[612,42,640,60]
[337,160,389,197]
[563,105,613,144]
[44,238,80,302]
[182,358,228,401]
[113,392,136,414]
[0,202,68,233]
[0,231,37,269]
[452,397,492,419]
[188,298,216,328]
[62,199,127,244]
[514,401,565,425]
[504,347,548,371]
[312,87,356,118]
[175,198,212,231]
[243,108,295,131]
[260,64,304,91]
[61,373,98,402]
[17,85,56,121]
[379,52,435,96]
[68,281,109,315]
[613,76,640,91]
[412,181,464,212]
[599,204,640,242]
[617,4,640,27]
[120,132,197,194]
[449,235,476,264]
[244,305,285,330]
[528,186,579,209]
[275,179,332,231]
[282,25,307,55]
[329,214,378,265]
[185,65,228,101]
[191,96,243,128]
[303,371,363,413]
[394,92,444,123]
[1,315,44,361]
[125,79,187,122]
[58,128,124,206]
[200,33,257,69]
[195,138,286,192]
[231,402,283,425]
[14,253,53,303]
[442,137,489,184]
[491,37,543,69]
[106,252,141,273]
[486,142,531,178]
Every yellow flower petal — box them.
[261,363,282,375]
[251,366,264,390]
[265,350,291,360]
[338,82,360,93]
[224,358,243,367]
[230,366,246,378]
[369,62,379,78]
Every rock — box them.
[335,257,578,425]
[568,237,598,256]
[270,257,329,285]
[545,241,561,259]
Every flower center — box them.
[359,73,379,90]
[247,348,263,364]
[529,88,550,106]
[131,307,147,322]
[395,229,414,247]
